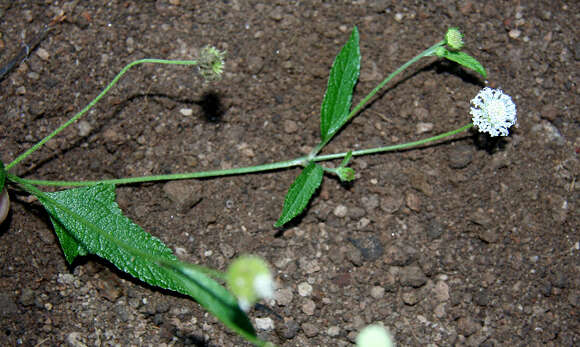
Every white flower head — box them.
[470,87,517,137]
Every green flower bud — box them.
[226,255,274,311]
[197,46,226,81]
[445,27,464,51]
[336,167,355,182]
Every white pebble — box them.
[327,326,340,337]
[36,47,50,61]
[77,120,92,137]
[298,282,313,297]
[509,29,521,39]
[416,122,434,134]
[254,317,274,330]
[333,204,348,218]
[370,286,385,299]
[179,108,193,116]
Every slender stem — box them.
[14,124,472,188]
[16,157,307,187]
[313,123,472,161]
[311,40,445,157]
[5,58,199,171]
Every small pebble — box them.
[361,194,379,212]
[434,303,447,318]
[283,119,298,133]
[276,320,299,340]
[448,144,473,169]
[399,265,427,288]
[333,204,348,218]
[302,299,316,315]
[401,289,421,305]
[477,228,499,243]
[269,6,283,21]
[405,191,421,212]
[66,332,86,347]
[416,122,433,134]
[508,29,521,39]
[275,287,294,306]
[19,288,36,306]
[370,286,385,299]
[299,258,320,274]
[302,322,319,337]
[298,282,313,297]
[179,108,193,116]
[77,120,92,137]
[349,235,383,261]
[380,195,403,214]
[162,181,202,212]
[457,316,481,337]
[36,47,50,61]
[433,281,450,302]
[327,326,340,337]
[384,243,412,266]
[346,247,363,266]
[255,317,274,331]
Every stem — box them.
[311,40,445,157]
[313,123,473,162]
[14,124,472,188]
[16,157,307,187]
[5,58,199,171]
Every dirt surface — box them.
[1,1,578,346]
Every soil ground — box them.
[0,1,578,346]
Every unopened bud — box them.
[445,27,464,51]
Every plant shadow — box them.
[13,90,227,178]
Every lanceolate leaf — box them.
[275,162,324,227]
[34,184,256,341]
[43,184,187,290]
[320,26,361,142]
[438,49,487,78]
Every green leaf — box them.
[43,185,185,289]
[275,162,324,227]
[436,48,486,78]
[159,261,260,344]
[34,184,257,342]
[320,26,361,142]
